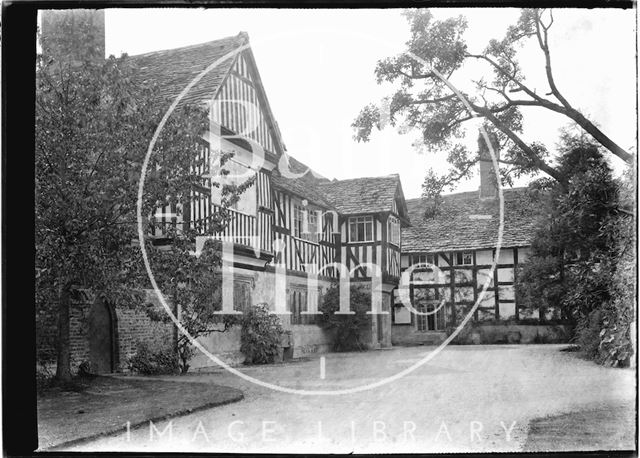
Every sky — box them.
[101,8,636,198]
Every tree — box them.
[35,28,229,381]
[318,284,372,351]
[352,9,633,199]
[516,141,626,346]
[145,238,241,373]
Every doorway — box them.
[89,298,118,373]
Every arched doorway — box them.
[89,298,118,373]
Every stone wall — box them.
[189,266,336,370]
[392,326,447,346]
[450,323,571,345]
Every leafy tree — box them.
[353,9,633,200]
[319,284,372,351]
[145,239,243,373]
[35,25,246,381]
[516,140,632,364]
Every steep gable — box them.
[129,32,285,156]
[211,46,285,156]
[130,34,242,108]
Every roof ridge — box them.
[318,174,399,185]
[405,186,530,203]
[129,33,245,59]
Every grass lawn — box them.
[37,375,243,450]
[523,402,636,452]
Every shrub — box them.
[36,363,55,391]
[240,303,284,364]
[319,284,371,352]
[128,341,180,375]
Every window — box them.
[412,254,435,266]
[306,210,319,241]
[415,288,445,331]
[212,157,257,216]
[455,251,473,266]
[293,205,320,241]
[416,303,445,331]
[348,216,373,242]
[232,279,253,313]
[288,286,320,325]
[293,205,304,238]
[388,215,400,246]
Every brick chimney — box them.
[40,9,105,64]
[478,131,500,199]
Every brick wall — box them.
[37,290,175,374]
[114,291,175,371]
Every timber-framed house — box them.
[38,11,567,374]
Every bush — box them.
[240,303,284,364]
[36,363,55,391]
[128,341,180,375]
[319,284,371,352]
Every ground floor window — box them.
[289,287,321,325]
[233,279,253,313]
[416,302,445,331]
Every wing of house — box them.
[394,186,556,346]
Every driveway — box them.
[63,345,635,453]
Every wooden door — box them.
[89,299,115,373]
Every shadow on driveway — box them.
[37,375,243,450]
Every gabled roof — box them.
[129,34,243,108]
[270,155,335,209]
[318,174,408,218]
[129,32,286,155]
[402,187,541,253]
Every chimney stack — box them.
[40,9,105,64]
[478,131,500,199]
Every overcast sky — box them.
[103,8,636,198]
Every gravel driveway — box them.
[64,344,635,453]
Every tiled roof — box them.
[129,33,246,108]
[402,187,541,253]
[128,34,409,221]
[270,155,335,209]
[318,174,406,216]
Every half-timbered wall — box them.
[339,213,401,281]
[211,53,278,155]
[150,139,274,256]
[396,246,538,330]
[271,189,337,276]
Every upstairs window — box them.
[412,254,435,266]
[455,251,473,266]
[307,210,319,240]
[348,216,373,242]
[293,205,304,238]
[388,215,400,247]
[211,156,257,216]
[293,205,320,241]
